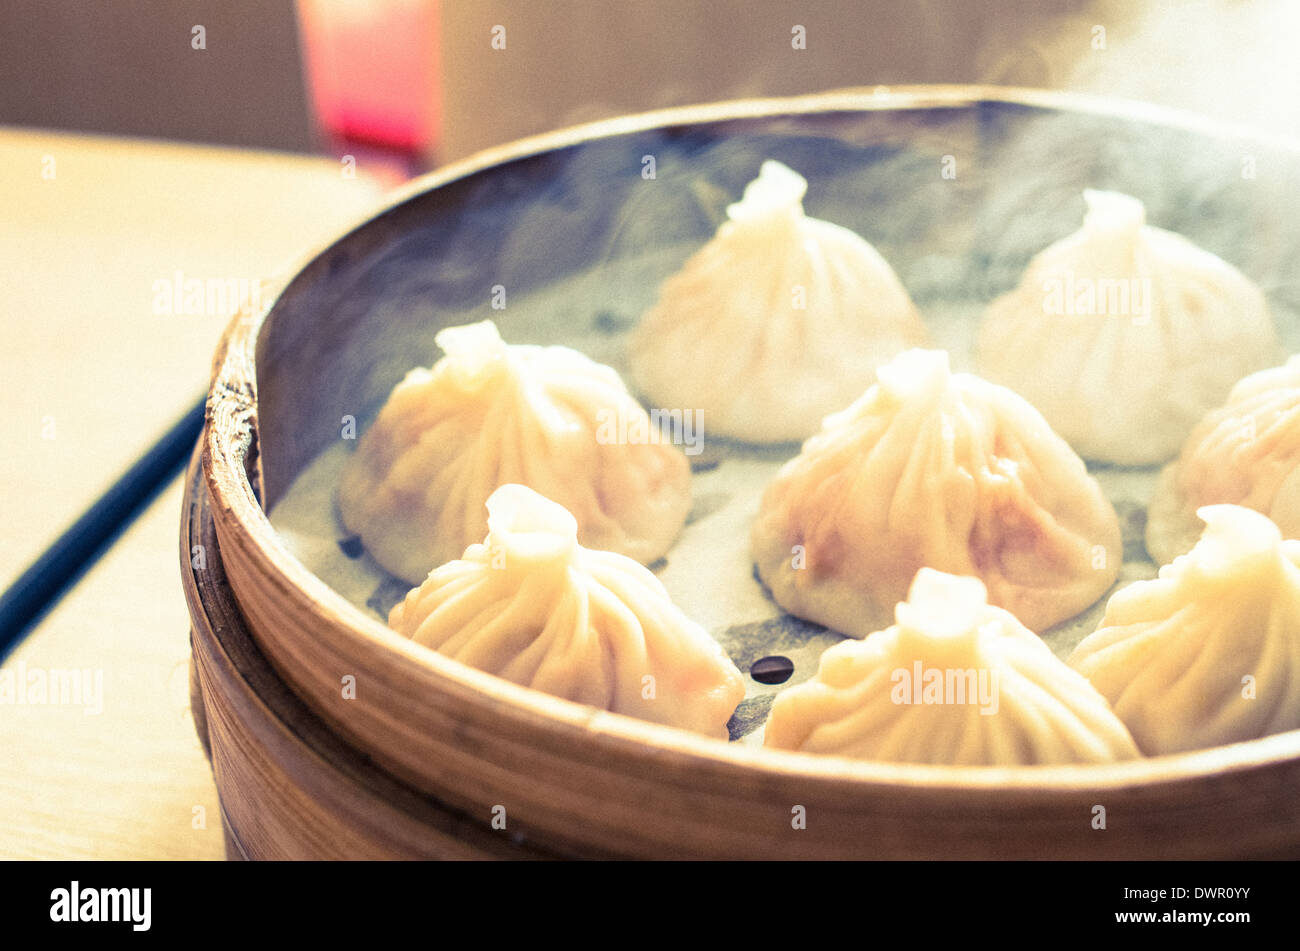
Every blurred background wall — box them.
[436,0,1096,159]
[0,0,315,151]
[1,1,1297,166]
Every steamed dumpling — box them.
[752,349,1121,637]
[764,569,1139,765]
[1146,356,1300,565]
[1070,505,1300,755]
[976,189,1279,465]
[338,320,691,584]
[388,484,745,739]
[629,159,929,444]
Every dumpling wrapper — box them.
[976,189,1279,465]
[388,484,746,739]
[764,569,1140,765]
[338,320,691,585]
[1146,355,1300,566]
[1070,504,1300,755]
[629,159,929,444]
[752,348,1122,637]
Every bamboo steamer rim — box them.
[202,84,1300,794]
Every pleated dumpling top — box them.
[977,189,1278,465]
[1146,356,1300,566]
[1071,505,1300,755]
[752,348,1122,637]
[339,320,691,584]
[629,159,928,444]
[764,569,1139,765]
[388,484,746,739]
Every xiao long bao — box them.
[629,159,929,444]
[338,320,691,585]
[1146,356,1300,566]
[1070,505,1300,755]
[976,189,1279,465]
[764,569,1139,765]
[388,484,746,739]
[751,348,1122,637]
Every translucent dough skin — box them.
[764,569,1139,765]
[388,485,746,739]
[629,160,929,444]
[751,349,1122,638]
[976,190,1279,465]
[1146,356,1300,566]
[338,321,691,585]
[1070,506,1300,755]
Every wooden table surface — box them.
[0,127,387,859]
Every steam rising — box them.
[979,0,1300,140]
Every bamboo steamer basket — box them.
[189,87,1300,859]
[184,450,556,859]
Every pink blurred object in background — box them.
[297,0,440,174]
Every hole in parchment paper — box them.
[750,655,794,685]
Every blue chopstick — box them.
[0,394,207,661]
